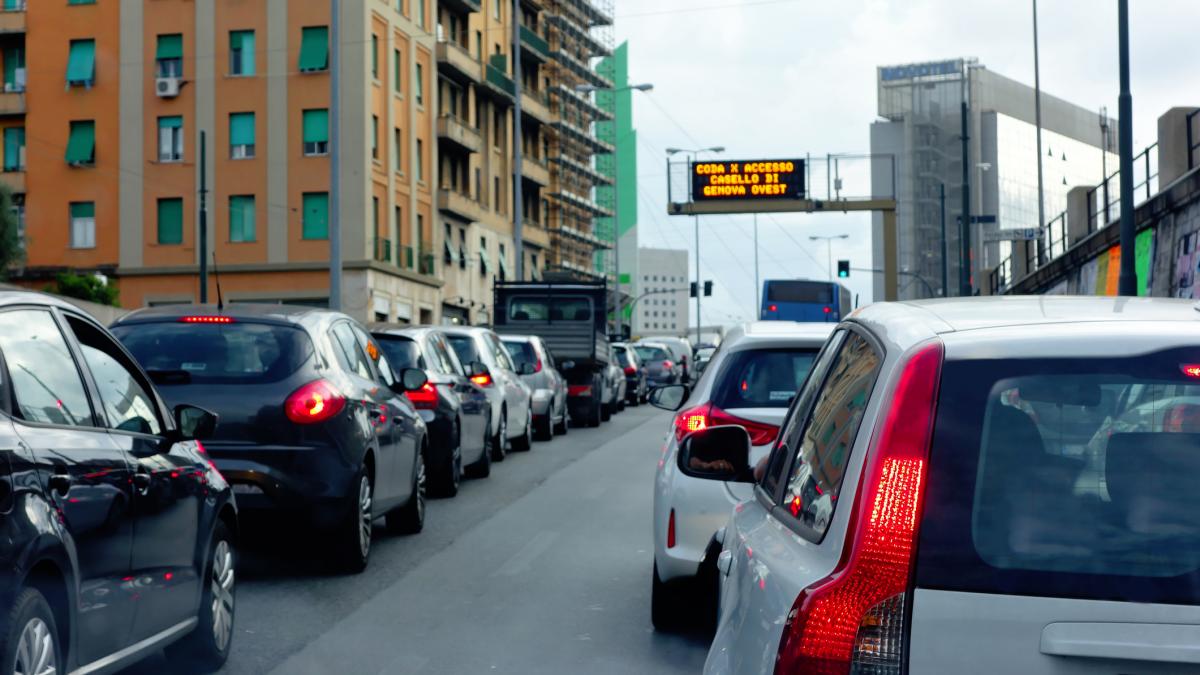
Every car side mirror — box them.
[677,425,754,483]
[519,362,537,376]
[173,404,218,441]
[648,384,689,411]
[400,367,428,392]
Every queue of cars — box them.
[0,290,648,675]
[650,298,1200,674]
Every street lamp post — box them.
[576,82,652,338]
[975,162,991,269]
[809,234,849,283]
[667,146,724,342]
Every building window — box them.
[230,30,255,76]
[415,63,423,105]
[393,48,402,92]
[65,39,94,87]
[417,0,426,29]
[493,109,502,148]
[371,114,379,160]
[157,116,183,162]
[229,195,255,242]
[155,34,183,78]
[371,34,379,79]
[302,192,329,239]
[229,112,255,159]
[65,120,95,166]
[3,45,24,93]
[479,236,490,276]
[157,197,183,245]
[493,176,500,210]
[475,31,482,59]
[298,26,329,72]
[69,202,95,249]
[394,128,402,172]
[416,139,423,181]
[302,109,329,156]
[3,127,24,172]
[493,0,500,20]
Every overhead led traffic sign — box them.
[691,159,805,201]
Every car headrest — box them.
[1105,432,1200,511]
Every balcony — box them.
[1,170,24,193]
[482,55,515,103]
[440,0,481,15]
[437,189,483,223]
[374,237,392,264]
[519,26,551,63]
[522,157,550,187]
[0,91,26,115]
[418,247,436,276]
[0,4,24,34]
[520,91,551,124]
[437,115,482,154]
[551,47,613,90]
[435,39,480,84]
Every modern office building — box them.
[595,40,638,330]
[635,247,688,336]
[870,59,1116,299]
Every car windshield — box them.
[503,340,537,371]
[711,348,818,409]
[376,336,423,370]
[112,321,313,384]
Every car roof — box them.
[116,303,325,325]
[0,289,96,315]
[714,321,835,352]
[498,334,534,343]
[439,325,493,337]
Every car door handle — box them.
[48,473,72,495]
[132,471,151,492]
[717,549,733,576]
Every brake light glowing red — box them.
[179,316,234,324]
[284,379,346,424]
[623,365,637,376]
[533,356,543,373]
[567,384,593,397]
[662,360,674,370]
[405,382,439,410]
[1182,364,1200,379]
[823,306,832,314]
[674,404,709,441]
[708,407,780,446]
[774,340,943,675]
[470,373,493,387]
[769,304,778,312]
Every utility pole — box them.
[511,0,524,281]
[694,210,701,341]
[1033,0,1047,266]
[753,213,759,310]
[1116,0,1137,296]
[960,98,972,296]
[199,131,208,304]
[940,182,948,297]
[329,0,342,310]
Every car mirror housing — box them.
[173,404,218,441]
[677,425,754,483]
[401,367,429,392]
[648,384,689,411]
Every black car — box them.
[613,343,647,406]
[371,326,492,492]
[111,305,430,574]
[0,291,235,674]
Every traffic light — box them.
[689,282,698,298]
[703,281,713,297]
[837,260,850,278]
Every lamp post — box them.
[975,162,991,269]
[667,146,724,342]
[576,83,652,338]
[809,234,849,283]
[1032,0,1047,268]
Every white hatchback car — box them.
[648,321,834,628]
[678,297,1200,675]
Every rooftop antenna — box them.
[212,251,224,310]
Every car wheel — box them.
[430,424,462,498]
[535,414,554,441]
[388,447,426,535]
[465,413,493,479]
[511,408,533,451]
[332,467,373,574]
[554,407,569,435]
[166,520,236,672]
[3,588,61,675]
[651,562,683,631]
[491,409,508,461]
[588,395,603,427]
[600,398,612,422]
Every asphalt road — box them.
[126,403,710,675]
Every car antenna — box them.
[212,251,224,310]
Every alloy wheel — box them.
[13,617,55,675]
[210,540,235,652]
[357,474,373,558]
[415,453,427,522]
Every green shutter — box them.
[230,30,255,76]
[415,64,423,104]
[230,195,255,242]
[67,0,96,5]
[3,46,21,87]
[371,35,378,78]
[393,49,401,91]
[70,202,94,218]
[156,34,183,60]
[479,250,491,274]
[4,127,23,171]
[302,192,329,239]
[498,254,509,279]
[302,109,328,143]
[66,40,95,84]
[229,112,254,146]
[65,121,95,164]
[444,239,458,263]
[157,198,183,245]
[298,26,329,72]
[158,115,182,130]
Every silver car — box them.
[682,297,1200,675]
[501,335,568,441]
[442,326,533,459]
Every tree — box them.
[0,184,22,279]
[47,272,119,307]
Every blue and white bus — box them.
[760,279,852,322]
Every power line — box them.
[616,0,804,20]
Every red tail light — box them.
[774,340,943,675]
[623,365,637,376]
[470,373,493,387]
[284,379,346,424]
[708,407,781,446]
[823,306,832,314]
[673,404,709,441]
[567,384,593,397]
[533,356,543,373]
[769,304,778,312]
[405,382,439,410]
[662,360,674,370]
[667,508,676,549]
[179,315,234,324]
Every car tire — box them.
[491,409,508,462]
[430,424,462,498]
[651,562,683,631]
[166,520,236,673]
[387,447,426,535]
[588,396,602,428]
[511,408,533,451]
[2,588,61,675]
[331,467,373,574]
[554,406,569,435]
[465,414,493,479]
[535,415,554,441]
[600,399,612,422]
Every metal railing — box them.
[374,237,392,263]
[1087,142,1158,233]
[991,257,1012,294]
[1188,109,1200,172]
[1045,212,1068,260]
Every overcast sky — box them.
[614,0,1200,326]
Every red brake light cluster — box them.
[1181,364,1200,379]
[674,404,709,441]
[567,384,593,397]
[533,356,543,374]
[405,382,439,410]
[823,306,832,314]
[284,379,346,424]
[623,365,637,376]
[774,341,943,675]
[179,315,234,324]
[673,403,780,446]
[769,304,778,312]
[470,373,493,387]
[662,360,674,370]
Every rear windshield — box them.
[507,296,592,322]
[503,340,537,371]
[711,348,817,409]
[376,336,423,370]
[113,321,313,385]
[766,281,832,304]
[917,348,1200,605]
[634,346,669,362]
[446,335,480,367]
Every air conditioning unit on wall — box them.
[155,77,181,98]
